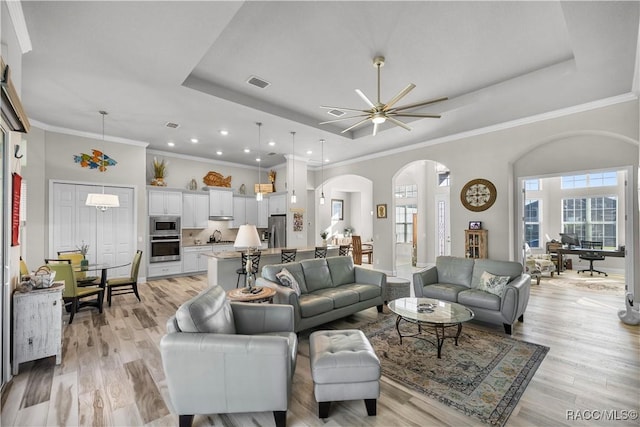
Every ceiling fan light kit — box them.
[320,55,447,136]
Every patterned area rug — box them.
[540,271,625,294]
[361,315,549,427]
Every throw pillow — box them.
[477,270,510,297]
[276,268,301,296]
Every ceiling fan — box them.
[320,56,447,136]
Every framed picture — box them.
[469,221,482,230]
[331,199,343,220]
[376,203,387,219]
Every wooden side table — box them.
[226,286,276,304]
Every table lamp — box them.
[234,224,262,292]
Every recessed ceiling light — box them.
[268,141,275,146]
[244,148,251,153]
[216,150,222,155]
[325,158,330,163]
[219,130,229,136]
[307,150,313,155]
[191,138,198,143]
[256,157,261,162]
[167,142,175,147]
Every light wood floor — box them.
[1,272,638,427]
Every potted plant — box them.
[151,157,168,186]
[320,231,328,246]
[77,241,89,268]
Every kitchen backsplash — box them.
[181,222,266,245]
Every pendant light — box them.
[290,131,296,204]
[255,122,263,201]
[85,110,120,211]
[319,139,325,205]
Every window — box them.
[395,204,417,243]
[524,199,540,248]
[561,171,617,189]
[394,184,417,198]
[438,171,450,187]
[562,196,617,248]
[524,179,539,191]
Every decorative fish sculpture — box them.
[203,171,232,187]
[73,149,117,171]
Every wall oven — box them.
[150,235,181,263]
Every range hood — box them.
[209,215,233,221]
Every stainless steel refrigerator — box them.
[268,215,286,248]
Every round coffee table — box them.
[387,297,474,358]
[226,286,276,303]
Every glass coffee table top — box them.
[388,297,474,325]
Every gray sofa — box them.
[160,286,297,427]
[413,256,531,334]
[257,256,385,332]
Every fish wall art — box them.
[73,149,117,171]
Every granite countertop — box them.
[203,246,338,259]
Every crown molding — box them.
[6,1,32,54]
[31,119,148,148]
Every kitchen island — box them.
[203,246,339,291]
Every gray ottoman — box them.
[384,277,411,304]
[309,329,380,418]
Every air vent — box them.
[328,109,345,117]
[165,122,180,129]
[247,75,270,89]
[268,152,277,156]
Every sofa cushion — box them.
[435,256,474,287]
[476,271,510,297]
[421,283,468,302]
[175,286,235,334]
[275,268,301,296]
[471,259,523,288]
[339,283,382,302]
[301,259,334,292]
[299,294,334,318]
[262,262,308,294]
[326,256,356,286]
[458,288,501,311]
[313,287,360,308]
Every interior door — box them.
[435,194,450,256]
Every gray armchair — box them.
[160,286,297,427]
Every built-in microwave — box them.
[150,216,180,236]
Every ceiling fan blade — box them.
[319,114,370,125]
[320,105,371,113]
[382,83,416,111]
[392,96,448,112]
[341,117,371,133]
[355,89,377,109]
[386,116,412,131]
[372,122,379,136]
[392,113,442,119]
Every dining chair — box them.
[338,245,351,256]
[236,251,261,288]
[351,236,363,265]
[106,250,143,306]
[281,248,297,263]
[19,257,29,276]
[48,262,104,324]
[57,250,99,285]
[314,247,327,259]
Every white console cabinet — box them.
[13,285,63,375]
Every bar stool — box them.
[281,248,297,263]
[339,245,351,256]
[236,251,261,288]
[315,247,327,258]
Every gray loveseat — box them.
[413,256,531,334]
[257,256,385,332]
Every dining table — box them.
[74,262,130,302]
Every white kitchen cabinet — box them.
[13,285,63,375]
[209,188,233,218]
[149,190,182,216]
[268,193,286,215]
[258,198,269,228]
[182,246,213,273]
[183,193,210,228]
[148,261,183,278]
[232,196,259,228]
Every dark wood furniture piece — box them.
[236,251,261,288]
[281,248,297,263]
[555,247,624,275]
[106,250,143,306]
[314,247,327,258]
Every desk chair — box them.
[578,241,607,277]
[236,251,261,288]
[314,247,327,258]
[106,250,143,306]
[48,262,104,324]
[281,248,297,263]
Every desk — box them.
[555,248,624,274]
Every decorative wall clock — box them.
[460,178,497,212]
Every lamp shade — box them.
[234,224,261,249]
[86,193,120,210]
